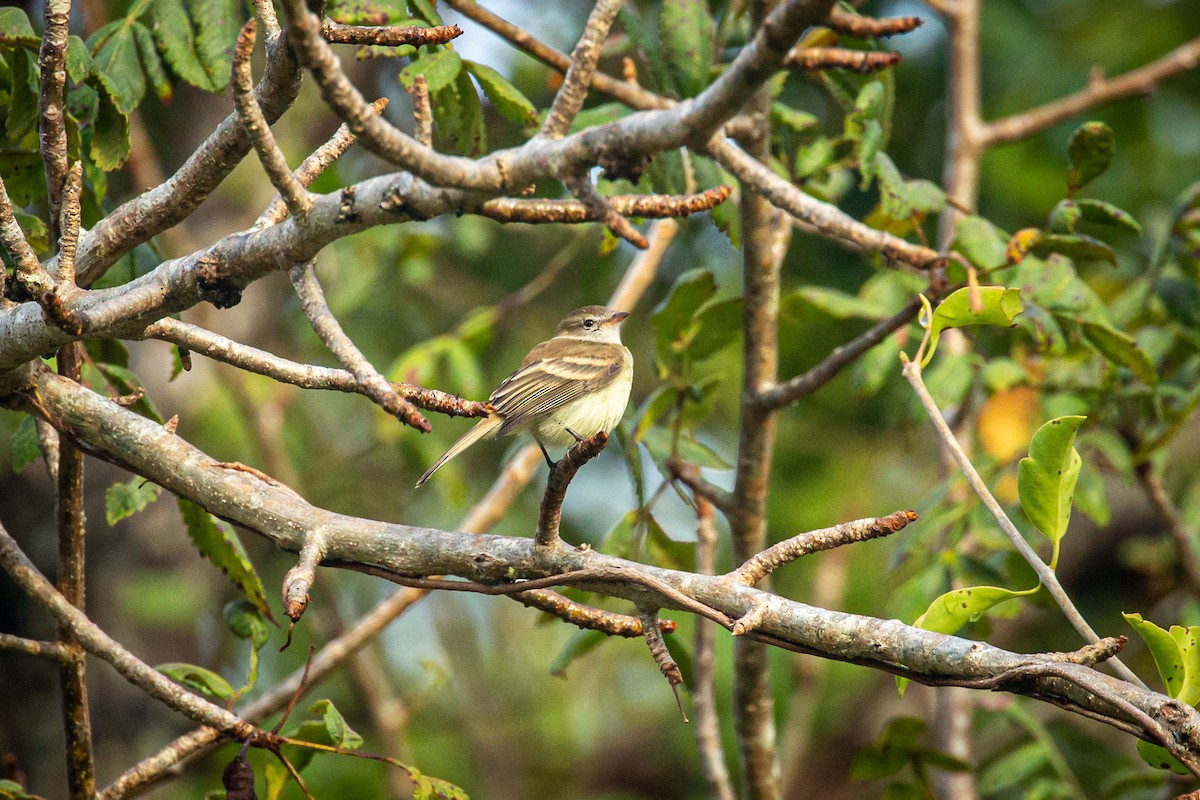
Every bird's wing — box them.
[490,341,626,434]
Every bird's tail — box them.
[415,415,503,487]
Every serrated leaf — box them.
[549,628,607,676]
[618,3,671,93]
[156,661,236,700]
[464,60,536,126]
[0,8,38,46]
[10,415,39,474]
[309,699,364,749]
[178,498,272,620]
[194,0,244,91]
[66,35,93,83]
[1017,416,1085,548]
[1067,121,1115,195]
[920,286,1023,367]
[398,48,462,94]
[1079,320,1157,385]
[152,0,213,90]
[660,0,713,97]
[105,477,162,525]
[6,49,38,142]
[91,84,131,170]
[1033,232,1116,266]
[90,21,145,114]
[1076,198,1141,234]
[913,585,1025,635]
[134,22,173,103]
[951,215,1009,270]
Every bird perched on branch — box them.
[416,305,633,487]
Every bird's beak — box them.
[605,311,630,326]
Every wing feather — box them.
[490,342,626,434]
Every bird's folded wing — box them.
[491,346,624,433]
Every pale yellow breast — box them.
[533,347,633,447]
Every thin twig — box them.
[900,355,1144,687]
[561,175,649,248]
[827,8,923,38]
[0,171,48,293]
[785,46,901,73]
[480,186,732,224]
[321,19,462,46]
[667,457,734,516]
[536,433,610,547]
[288,262,430,431]
[733,510,919,586]
[640,608,689,722]
[512,588,677,637]
[0,632,71,663]
[39,0,72,245]
[1137,463,1200,597]
[540,0,623,138]
[408,74,432,147]
[232,20,312,220]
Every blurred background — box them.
[2,0,1200,797]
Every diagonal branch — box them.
[536,432,610,547]
[561,174,649,248]
[540,0,622,138]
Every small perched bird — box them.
[416,305,633,487]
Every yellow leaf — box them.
[978,385,1038,462]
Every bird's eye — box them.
[583,319,595,329]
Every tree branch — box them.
[784,46,901,73]
[1137,462,1200,597]
[479,185,731,224]
[38,0,71,245]
[540,0,622,138]
[320,19,462,46]
[536,432,610,547]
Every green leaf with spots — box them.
[310,699,363,749]
[920,286,1023,367]
[464,59,537,127]
[178,498,272,620]
[399,48,463,94]
[1079,320,1157,385]
[0,8,38,46]
[1067,121,1115,196]
[156,662,236,701]
[1076,199,1141,234]
[659,0,712,97]
[10,415,39,474]
[913,585,1027,636]
[105,477,162,525]
[1017,416,1085,549]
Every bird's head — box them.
[553,305,630,343]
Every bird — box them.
[415,305,633,487]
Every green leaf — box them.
[920,286,1023,367]
[10,415,39,474]
[793,286,889,320]
[398,48,463,94]
[0,8,38,46]
[1171,624,1200,705]
[134,22,173,103]
[1136,740,1191,776]
[687,296,743,360]
[1047,200,1081,234]
[105,477,163,525]
[15,211,49,254]
[794,136,834,179]
[309,699,364,749]
[177,498,273,620]
[1032,233,1117,266]
[66,35,94,83]
[1017,416,1085,548]
[950,215,1009,270]
[6,49,38,142]
[1067,121,1115,195]
[913,585,1026,635]
[194,0,245,91]
[152,0,213,91]
[1076,198,1141,234]
[407,0,443,26]
[0,151,47,205]
[464,60,536,127]
[549,628,607,676]
[659,0,712,97]
[652,269,717,364]
[770,102,818,134]
[1124,613,1184,696]
[1071,463,1110,526]
[978,741,1050,796]
[0,778,37,799]
[646,515,694,571]
[156,661,236,701]
[224,599,271,649]
[1156,277,1200,329]
[1079,320,1158,385]
[91,80,131,170]
[640,427,733,470]
[91,20,145,114]
[448,69,486,155]
[94,363,164,422]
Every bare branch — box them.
[232,20,313,220]
[540,0,622,138]
[756,295,923,410]
[640,608,688,721]
[39,0,72,243]
[561,175,649,248]
[513,588,677,637]
[408,74,433,147]
[734,510,919,586]
[667,457,734,516]
[827,8,923,38]
[981,37,1200,147]
[56,163,83,285]
[0,632,70,663]
[288,262,430,431]
[785,46,901,73]
[480,185,732,224]
[321,19,462,46]
[0,172,48,295]
[900,355,1144,687]
[536,432,610,547]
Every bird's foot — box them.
[538,442,558,471]
[565,427,585,443]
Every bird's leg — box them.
[565,428,585,443]
[538,441,558,471]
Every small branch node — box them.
[39,286,86,336]
[282,535,326,627]
[731,599,771,636]
[1051,636,1128,666]
[536,432,610,547]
